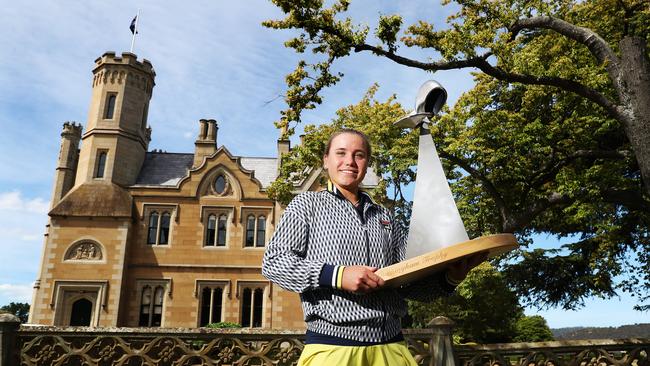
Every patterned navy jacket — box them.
[262,185,456,343]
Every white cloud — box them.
[0,191,48,214]
[0,284,33,304]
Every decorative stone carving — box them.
[65,241,102,261]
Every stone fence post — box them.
[427,316,456,366]
[0,313,20,366]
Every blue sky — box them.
[0,1,644,328]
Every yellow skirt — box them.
[298,342,418,366]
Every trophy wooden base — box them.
[376,233,518,287]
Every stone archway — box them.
[69,298,93,326]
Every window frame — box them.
[241,208,270,248]
[142,205,177,247]
[135,279,170,328]
[104,93,117,120]
[237,281,267,328]
[94,150,108,179]
[201,206,234,249]
[195,280,230,327]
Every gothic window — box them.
[104,94,117,119]
[214,175,227,195]
[199,286,224,326]
[95,151,107,178]
[241,287,264,328]
[139,284,165,327]
[205,213,228,247]
[146,211,171,245]
[245,214,266,247]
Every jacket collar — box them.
[325,180,376,207]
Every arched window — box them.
[241,286,264,328]
[146,211,171,246]
[256,216,266,247]
[245,214,267,247]
[147,212,159,244]
[104,94,116,119]
[139,284,165,327]
[205,214,216,246]
[245,215,255,247]
[200,286,223,326]
[159,212,170,245]
[70,298,93,326]
[95,151,107,178]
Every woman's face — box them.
[323,133,369,192]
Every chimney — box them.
[194,119,218,168]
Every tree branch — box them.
[505,192,572,232]
[509,16,619,67]
[435,148,510,227]
[353,43,487,70]
[351,42,624,122]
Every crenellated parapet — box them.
[91,52,155,95]
[61,121,82,138]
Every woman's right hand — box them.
[341,266,385,293]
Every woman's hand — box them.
[341,266,385,293]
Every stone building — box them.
[28,52,378,328]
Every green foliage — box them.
[513,315,554,342]
[407,263,524,344]
[0,302,30,323]
[206,321,242,329]
[439,75,649,311]
[265,0,650,312]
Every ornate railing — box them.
[0,314,648,366]
[455,339,649,366]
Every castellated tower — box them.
[51,121,82,207]
[75,51,156,187]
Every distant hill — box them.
[552,324,650,340]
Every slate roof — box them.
[239,157,278,188]
[132,151,379,189]
[134,152,194,187]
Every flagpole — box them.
[130,9,140,53]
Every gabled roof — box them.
[133,151,280,189]
[132,151,380,190]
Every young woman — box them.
[263,129,479,365]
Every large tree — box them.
[264,0,650,194]
[265,0,650,311]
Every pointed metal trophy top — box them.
[376,80,519,286]
[395,80,470,259]
[394,80,448,129]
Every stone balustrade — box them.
[0,315,647,366]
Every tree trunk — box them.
[617,37,650,197]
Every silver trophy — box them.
[395,80,469,259]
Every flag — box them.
[130,15,138,34]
